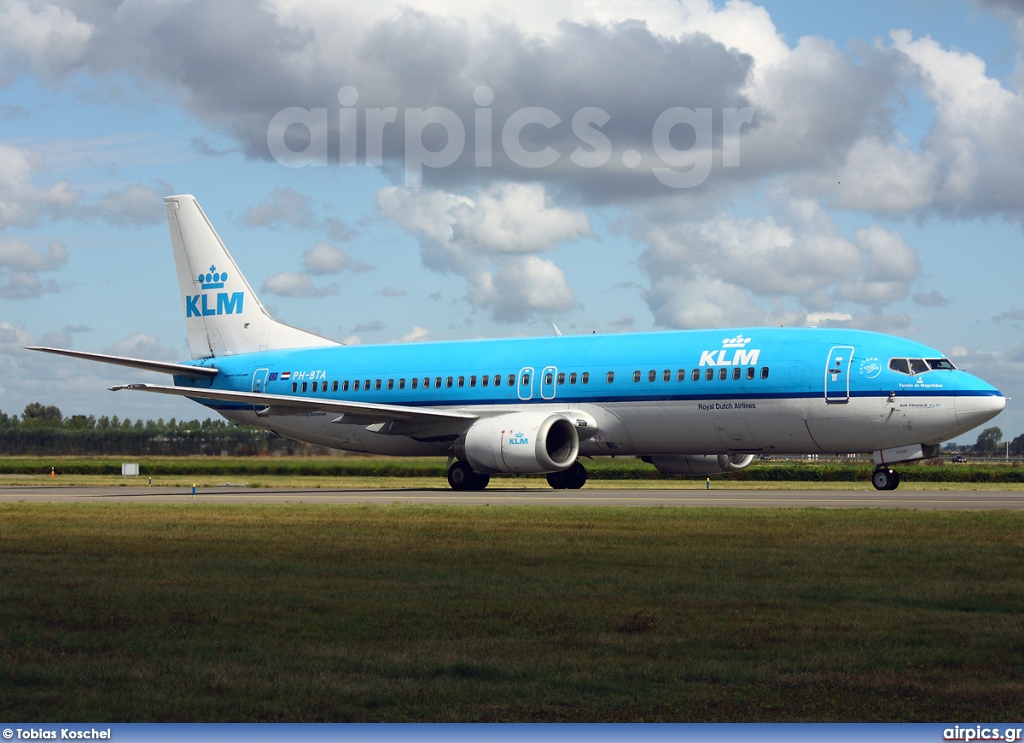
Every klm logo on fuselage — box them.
[699,335,761,367]
[508,431,529,445]
[186,265,244,318]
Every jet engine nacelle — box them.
[456,412,579,474]
[644,453,755,475]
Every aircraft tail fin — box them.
[165,195,339,359]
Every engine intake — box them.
[456,412,579,474]
[643,453,755,475]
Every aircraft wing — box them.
[109,383,479,430]
[27,347,219,379]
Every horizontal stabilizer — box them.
[109,383,478,426]
[26,347,219,379]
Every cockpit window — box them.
[889,357,957,375]
[889,358,910,375]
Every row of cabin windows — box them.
[632,367,770,382]
[291,371,595,394]
[288,366,770,394]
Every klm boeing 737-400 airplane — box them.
[29,195,1006,491]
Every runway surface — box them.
[2,485,1023,509]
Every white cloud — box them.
[0,238,67,272]
[302,241,370,274]
[0,143,79,228]
[95,183,165,225]
[449,182,594,253]
[262,272,338,297]
[106,333,178,361]
[378,181,588,321]
[636,197,921,328]
[397,326,430,343]
[0,0,93,81]
[244,188,316,229]
[469,257,577,323]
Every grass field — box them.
[2,502,1023,721]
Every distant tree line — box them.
[0,403,327,456]
[946,426,1024,458]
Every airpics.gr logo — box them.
[699,335,760,367]
[186,265,244,318]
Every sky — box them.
[0,0,1022,443]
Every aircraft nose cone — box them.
[954,378,1006,433]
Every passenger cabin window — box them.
[375,379,382,390]
[705,369,714,381]
[494,375,501,386]
[760,367,769,379]
[677,369,685,381]
[633,370,641,383]
[746,367,755,380]
[545,373,553,385]
[387,379,394,390]
[606,371,615,383]
[648,370,656,382]
[582,372,590,384]
[507,374,515,386]
[332,381,339,392]
[399,378,405,390]
[718,368,728,380]
[692,369,700,381]
[342,381,350,392]
[446,377,453,388]
[663,370,671,382]
[569,372,577,384]
[458,376,464,387]
[411,378,418,389]
[481,375,488,387]
[557,373,565,385]
[732,368,741,380]
[469,376,476,387]
[301,382,308,392]
[435,377,442,388]
[521,373,530,386]
[292,382,297,393]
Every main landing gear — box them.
[546,461,588,490]
[445,460,589,491]
[447,461,490,491]
[871,466,901,491]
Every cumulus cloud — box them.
[244,188,316,229]
[0,0,93,82]
[636,198,920,328]
[302,241,370,274]
[913,290,952,307]
[378,181,590,321]
[94,183,166,225]
[0,143,79,228]
[261,272,338,297]
[0,238,68,299]
[397,326,430,343]
[106,333,178,361]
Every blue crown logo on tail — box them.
[199,265,227,290]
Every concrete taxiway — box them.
[1,485,1023,509]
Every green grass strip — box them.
[2,503,1023,721]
